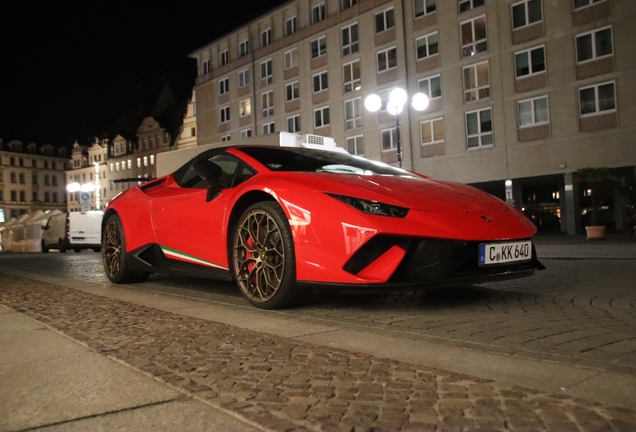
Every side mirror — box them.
[41,225,49,230]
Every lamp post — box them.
[364,88,429,168]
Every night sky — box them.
[0,1,288,149]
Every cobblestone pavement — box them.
[2,274,636,431]
[2,253,634,376]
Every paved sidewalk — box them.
[0,233,635,431]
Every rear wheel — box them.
[231,202,300,309]
[59,239,67,253]
[102,214,149,284]
[41,240,49,253]
[73,248,81,253]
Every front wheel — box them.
[41,240,49,253]
[102,214,149,284]
[231,202,299,309]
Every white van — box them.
[41,211,103,253]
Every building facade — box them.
[65,117,174,212]
[0,140,69,222]
[189,0,636,234]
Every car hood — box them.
[285,172,512,215]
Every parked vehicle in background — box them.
[41,211,103,253]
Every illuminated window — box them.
[421,118,445,145]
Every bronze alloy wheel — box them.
[102,214,149,284]
[232,202,298,309]
[102,217,123,280]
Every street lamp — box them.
[365,88,429,168]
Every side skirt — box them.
[125,244,233,281]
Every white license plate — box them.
[479,241,532,265]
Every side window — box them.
[179,154,255,189]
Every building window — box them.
[32,191,37,202]
[143,156,149,166]
[341,23,359,56]
[285,16,297,36]
[287,115,301,133]
[344,98,363,130]
[421,118,445,145]
[240,98,252,117]
[220,50,229,66]
[263,122,275,134]
[220,106,230,123]
[311,71,328,94]
[219,77,229,95]
[261,28,272,47]
[262,91,274,117]
[346,135,365,156]
[150,155,155,165]
[579,81,615,116]
[10,157,15,166]
[466,107,493,149]
[221,135,231,142]
[137,158,141,168]
[463,61,490,102]
[20,191,26,202]
[515,45,545,78]
[341,0,358,10]
[109,163,114,173]
[284,48,298,70]
[459,0,484,13]
[260,59,273,86]
[416,32,439,60]
[238,68,250,87]
[418,75,442,99]
[240,129,252,139]
[32,174,38,185]
[285,81,300,102]
[11,191,16,201]
[375,8,395,33]
[19,173,25,184]
[52,175,57,185]
[512,0,542,29]
[518,95,549,127]
[9,172,16,183]
[415,0,437,18]
[574,0,606,10]
[381,128,398,152]
[52,192,58,203]
[576,26,612,63]
[115,162,120,172]
[311,36,327,58]
[202,58,210,75]
[377,47,397,73]
[312,3,326,23]
[461,15,487,58]
[239,40,249,57]
[343,60,361,93]
[314,106,330,128]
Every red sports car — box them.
[102,145,543,309]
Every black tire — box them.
[102,214,149,284]
[231,201,300,309]
[41,240,49,253]
[73,248,81,253]
[93,247,102,253]
[59,240,67,253]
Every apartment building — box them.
[189,0,636,234]
[67,140,109,212]
[0,140,69,221]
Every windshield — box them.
[238,147,417,177]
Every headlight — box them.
[326,193,409,218]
